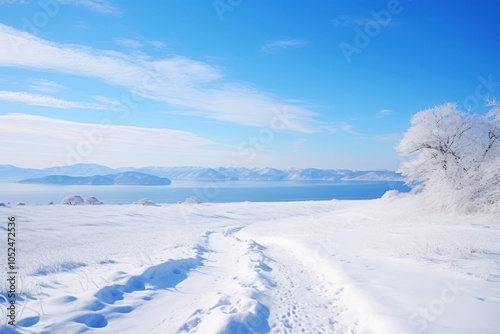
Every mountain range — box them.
[0,164,404,183]
[18,172,172,186]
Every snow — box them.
[1,196,499,333]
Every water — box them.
[0,181,410,205]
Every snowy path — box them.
[103,227,350,334]
[261,242,344,334]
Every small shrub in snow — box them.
[85,196,102,205]
[134,198,158,206]
[183,196,202,204]
[0,203,6,207]
[61,195,84,205]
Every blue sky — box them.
[0,0,498,169]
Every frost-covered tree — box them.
[397,102,500,213]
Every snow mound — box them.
[85,196,102,205]
[60,195,102,205]
[60,195,84,205]
[181,196,202,204]
[134,198,158,206]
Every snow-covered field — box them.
[1,194,499,333]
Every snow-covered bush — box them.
[85,196,102,205]
[182,196,202,204]
[61,195,84,205]
[134,198,158,206]
[397,102,500,213]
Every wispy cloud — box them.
[333,15,383,28]
[91,95,128,111]
[72,21,90,30]
[339,122,359,135]
[293,138,307,149]
[0,114,222,168]
[0,0,27,4]
[58,0,120,16]
[28,78,65,93]
[148,40,167,49]
[0,90,107,110]
[261,39,308,54]
[115,38,142,49]
[377,109,394,118]
[0,24,324,133]
[308,120,358,135]
[374,133,403,142]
